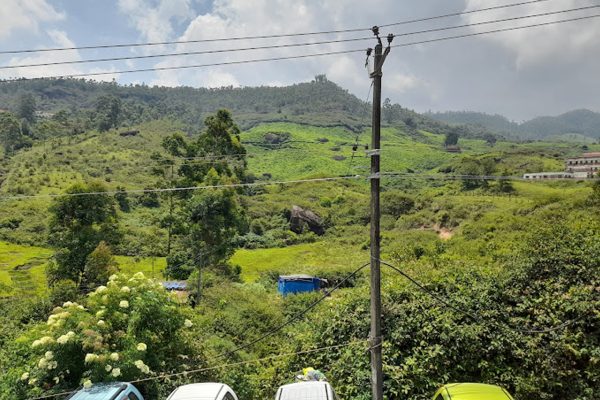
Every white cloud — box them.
[0,30,120,82]
[462,0,600,69]
[146,0,394,92]
[0,0,64,39]
[118,0,194,43]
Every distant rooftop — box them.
[162,281,188,290]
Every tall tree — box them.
[16,93,36,123]
[158,110,248,281]
[94,95,121,132]
[0,112,31,155]
[46,182,120,288]
[444,131,460,147]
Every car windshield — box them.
[279,383,328,400]
[67,385,123,400]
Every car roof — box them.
[168,383,230,400]
[277,382,331,400]
[437,383,513,400]
[67,382,128,400]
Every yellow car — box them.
[433,383,514,400]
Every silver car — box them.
[275,382,338,400]
[167,383,239,400]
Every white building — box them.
[565,152,600,179]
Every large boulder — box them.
[289,205,325,235]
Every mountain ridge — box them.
[427,109,600,141]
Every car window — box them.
[128,393,140,400]
[434,394,444,400]
[224,393,236,400]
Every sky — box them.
[0,0,599,121]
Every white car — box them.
[275,381,338,400]
[167,383,239,400]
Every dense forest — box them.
[0,77,598,400]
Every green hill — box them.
[427,109,600,142]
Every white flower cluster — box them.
[47,311,70,327]
[134,359,150,374]
[57,331,76,345]
[111,367,121,377]
[96,285,107,293]
[136,342,147,351]
[119,300,129,309]
[83,379,93,389]
[184,319,193,328]
[110,352,119,361]
[121,286,131,293]
[61,301,85,310]
[31,336,54,348]
[37,352,58,370]
[84,353,99,364]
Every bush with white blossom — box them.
[13,272,197,397]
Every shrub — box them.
[381,191,415,218]
[9,273,197,398]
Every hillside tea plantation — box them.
[0,79,598,400]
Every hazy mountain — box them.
[427,109,600,142]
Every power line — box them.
[132,339,366,384]
[379,0,553,28]
[379,259,587,334]
[0,48,364,81]
[392,4,600,40]
[212,262,370,361]
[4,4,593,71]
[0,175,364,201]
[344,81,373,181]
[0,35,373,70]
[1,0,551,56]
[29,262,370,399]
[27,340,366,400]
[1,172,595,201]
[392,12,600,49]
[4,12,599,82]
[381,172,600,181]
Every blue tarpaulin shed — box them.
[162,281,188,291]
[278,275,322,296]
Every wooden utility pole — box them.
[369,28,393,400]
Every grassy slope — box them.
[0,245,168,297]
[0,119,598,294]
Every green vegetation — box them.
[428,108,600,142]
[0,78,599,400]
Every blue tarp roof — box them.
[278,275,322,296]
[162,281,188,290]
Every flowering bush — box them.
[14,272,197,395]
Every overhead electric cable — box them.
[379,0,553,28]
[0,35,373,70]
[0,175,364,201]
[212,262,370,361]
[380,172,600,181]
[3,5,594,71]
[28,340,366,400]
[380,259,587,334]
[3,12,599,82]
[392,4,600,39]
[1,0,551,55]
[393,12,600,49]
